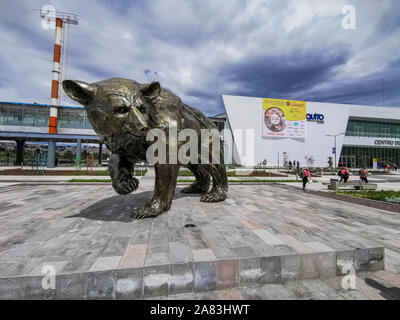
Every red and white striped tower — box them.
[49,17,63,134]
[39,9,78,167]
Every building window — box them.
[354,126,362,136]
[382,128,390,137]
[346,119,400,138]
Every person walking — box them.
[339,166,350,183]
[300,167,311,190]
[359,167,368,183]
[296,161,300,171]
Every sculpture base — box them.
[0,182,384,299]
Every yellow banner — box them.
[262,98,307,138]
[262,98,306,121]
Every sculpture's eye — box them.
[113,106,129,114]
[137,104,146,113]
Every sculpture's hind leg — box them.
[181,164,210,194]
[200,164,228,202]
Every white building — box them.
[221,95,400,168]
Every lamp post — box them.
[326,132,345,168]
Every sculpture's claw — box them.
[131,209,145,220]
[114,177,139,195]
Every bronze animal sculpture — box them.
[63,78,228,219]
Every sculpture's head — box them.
[62,78,160,152]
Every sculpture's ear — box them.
[139,82,161,101]
[62,80,96,105]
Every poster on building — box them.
[262,98,307,138]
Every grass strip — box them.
[68,179,300,183]
[338,190,400,203]
[68,179,112,183]
[0,169,147,176]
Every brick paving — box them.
[0,179,398,299]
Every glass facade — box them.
[345,119,400,138]
[341,118,400,168]
[0,104,93,130]
[57,108,92,129]
[340,146,400,168]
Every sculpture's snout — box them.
[137,120,148,132]
[137,125,147,133]
[124,108,149,137]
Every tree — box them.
[304,155,315,167]
[328,156,333,168]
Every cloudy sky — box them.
[0,0,399,115]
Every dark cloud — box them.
[304,56,400,107]
[182,45,351,115]
[0,0,399,115]
[219,46,350,97]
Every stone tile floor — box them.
[0,179,399,299]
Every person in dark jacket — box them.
[339,167,350,183]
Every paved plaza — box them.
[0,175,399,299]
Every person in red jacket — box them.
[339,166,350,183]
[301,167,312,190]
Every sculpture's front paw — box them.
[130,205,164,219]
[113,176,139,195]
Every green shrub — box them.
[386,196,400,204]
